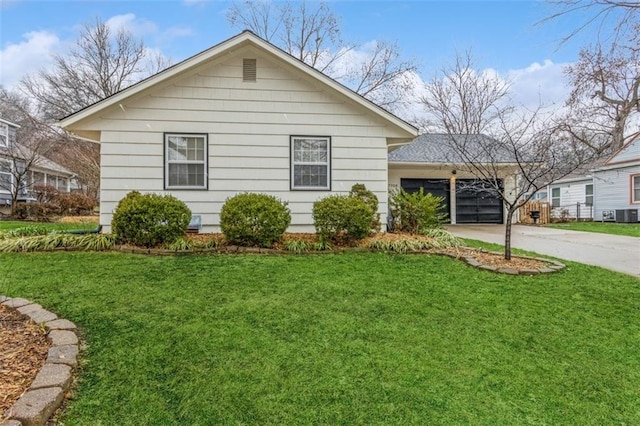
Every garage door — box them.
[400,178,451,222]
[455,179,503,224]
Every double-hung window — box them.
[165,133,208,189]
[551,187,560,207]
[290,136,330,190]
[0,159,12,191]
[585,184,593,206]
[632,175,640,204]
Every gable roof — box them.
[59,30,417,139]
[603,133,640,166]
[388,134,518,164]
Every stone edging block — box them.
[436,247,566,275]
[1,296,79,426]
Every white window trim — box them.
[164,133,208,190]
[0,123,8,148]
[632,174,640,204]
[551,187,560,207]
[0,158,13,191]
[290,135,331,191]
[585,183,593,206]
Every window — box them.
[290,136,330,190]
[56,176,68,192]
[551,187,560,207]
[585,184,593,206]
[0,123,8,147]
[165,133,207,189]
[0,159,12,190]
[633,175,640,204]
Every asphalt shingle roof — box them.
[388,134,518,164]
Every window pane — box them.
[168,136,187,161]
[0,172,10,189]
[294,165,327,188]
[168,164,204,187]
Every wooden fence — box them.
[518,201,551,225]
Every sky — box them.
[0,0,597,115]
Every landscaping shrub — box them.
[55,192,98,215]
[312,194,374,243]
[220,193,291,247]
[349,183,381,232]
[389,188,448,233]
[111,191,191,247]
[13,203,55,221]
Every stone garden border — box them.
[1,296,79,426]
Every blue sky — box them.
[0,0,594,108]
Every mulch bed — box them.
[0,304,51,416]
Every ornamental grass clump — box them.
[220,193,291,247]
[111,191,191,248]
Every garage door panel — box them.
[455,179,503,224]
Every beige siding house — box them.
[60,31,417,232]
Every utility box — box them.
[615,209,638,223]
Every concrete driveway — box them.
[446,224,640,278]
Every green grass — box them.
[546,221,640,237]
[1,252,639,425]
[0,220,98,233]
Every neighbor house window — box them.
[585,184,593,206]
[290,136,330,190]
[551,187,560,207]
[0,159,12,190]
[633,175,640,203]
[0,123,8,147]
[165,134,208,189]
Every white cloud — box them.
[506,59,570,110]
[105,13,158,37]
[0,30,61,88]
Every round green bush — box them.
[312,194,374,243]
[111,191,191,247]
[349,183,381,232]
[220,193,291,247]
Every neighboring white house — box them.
[388,134,519,224]
[1,117,77,210]
[547,176,595,220]
[592,136,640,222]
[543,136,640,222]
[59,31,418,232]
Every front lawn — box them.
[1,252,639,424]
[546,221,640,237]
[0,220,98,233]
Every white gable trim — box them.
[59,31,417,139]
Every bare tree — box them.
[543,1,640,153]
[0,87,62,215]
[422,53,594,259]
[226,0,417,110]
[21,18,171,121]
[561,35,640,153]
[543,0,640,45]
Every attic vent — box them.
[243,58,257,81]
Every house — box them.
[388,134,519,224]
[546,169,598,221]
[592,136,640,222]
[1,118,77,211]
[59,31,418,233]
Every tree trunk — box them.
[504,208,515,260]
